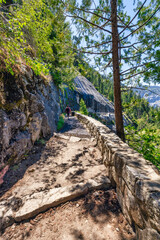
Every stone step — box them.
[0,177,111,232]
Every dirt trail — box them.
[0,117,136,240]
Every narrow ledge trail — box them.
[0,117,135,240]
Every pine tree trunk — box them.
[111,0,125,141]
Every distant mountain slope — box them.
[134,86,160,108]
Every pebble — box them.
[28,168,35,173]
[116,228,119,232]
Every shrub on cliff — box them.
[57,114,65,131]
[80,99,88,116]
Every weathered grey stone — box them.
[118,177,125,194]
[54,133,70,140]
[0,110,11,148]
[124,187,145,229]
[41,111,51,137]
[29,94,45,114]
[29,113,42,143]
[0,207,14,231]
[136,228,160,240]
[69,136,81,142]
[8,131,32,161]
[146,190,160,232]
[114,152,126,178]
[61,75,115,115]
[116,187,132,226]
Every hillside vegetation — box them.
[0,0,75,86]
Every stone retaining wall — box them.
[76,113,160,240]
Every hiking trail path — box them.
[0,117,135,240]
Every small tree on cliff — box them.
[63,0,160,141]
[80,99,88,115]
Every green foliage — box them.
[0,0,75,85]
[57,114,65,131]
[125,125,160,170]
[122,89,160,170]
[122,91,150,122]
[79,98,88,115]
[135,0,160,84]
[36,138,46,145]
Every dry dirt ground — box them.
[0,117,136,240]
[1,190,135,240]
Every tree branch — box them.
[65,14,112,34]
[120,70,150,81]
[119,0,147,35]
[121,40,158,60]
[73,7,112,22]
[80,40,112,49]
[117,23,138,28]
[74,49,112,55]
[118,41,142,49]
[117,15,134,32]
[81,8,111,14]
[121,6,160,41]
[120,61,156,75]
[121,54,142,60]
[103,58,112,69]
[0,12,9,23]
[92,0,97,9]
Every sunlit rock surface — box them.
[74,76,114,113]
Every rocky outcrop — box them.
[61,75,130,129]
[76,113,160,240]
[0,67,60,167]
[74,76,114,113]
[61,75,114,114]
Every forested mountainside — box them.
[134,86,160,108]
[0,0,75,86]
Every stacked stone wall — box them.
[76,113,160,240]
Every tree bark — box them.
[111,0,125,141]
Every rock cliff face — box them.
[62,75,114,114]
[62,75,129,129]
[0,67,60,167]
[74,76,114,113]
